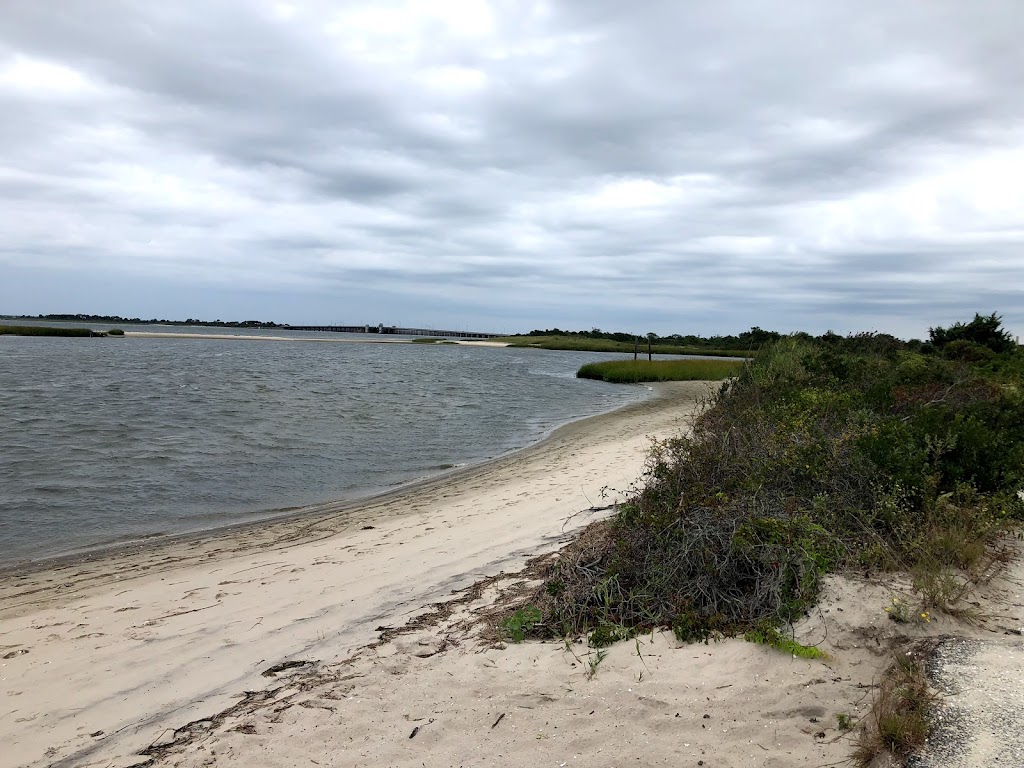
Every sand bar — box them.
[0,382,707,768]
[126,332,415,343]
[123,332,509,345]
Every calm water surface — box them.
[0,328,649,564]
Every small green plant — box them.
[743,622,830,660]
[586,647,608,679]
[500,606,542,643]
[913,565,972,614]
[836,712,853,731]
[885,596,911,623]
[588,624,632,647]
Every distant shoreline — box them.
[122,331,510,346]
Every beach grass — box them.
[577,359,744,383]
[0,324,96,337]
[493,334,750,358]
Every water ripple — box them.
[0,335,644,563]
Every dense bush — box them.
[531,320,1024,643]
[929,312,1015,354]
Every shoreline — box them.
[0,381,711,768]
[0,383,652,579]
[123,331,510,346]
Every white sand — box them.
[2,380,1020,768]
[0,382,704,768]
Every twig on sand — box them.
[409,717,435,739]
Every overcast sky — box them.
[1,1,1022,338]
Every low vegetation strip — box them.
[524,314,1024,656]
[0,324,97,337]
[576,359,743,383]
[494,334,750,358]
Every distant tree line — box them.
[526,326,785,350]
[14,314,281,329]
[527,314,1019,355]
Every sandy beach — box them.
[0,382,704,767]
[3,380,1021,768]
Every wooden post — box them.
[634,336,639,361]
[648,334,652,361]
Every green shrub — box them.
[525,320,1024,646]
[929,312,1015,354]
[499,606,542,643]
[577,359,744,383]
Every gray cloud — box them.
[1,0,1022,337]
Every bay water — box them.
[0,327,651,565]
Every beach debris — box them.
[409,717,435,739]
[3,649,29,659]
[491,713,505,729]
[261,659,315,677]
[361,525,375,530]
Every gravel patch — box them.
[913,637,1024,767]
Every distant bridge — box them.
[284,324,502,339]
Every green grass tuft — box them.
[577,359,744,383]
[744,622,830,659]
[854,651,937,765]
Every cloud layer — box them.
[2,0,1022,337]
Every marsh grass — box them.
[494,334,750,358]
[0,324,96,337]
[577,359,744,383]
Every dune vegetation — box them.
[576,359,744,383]
[518,314,1023,665]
